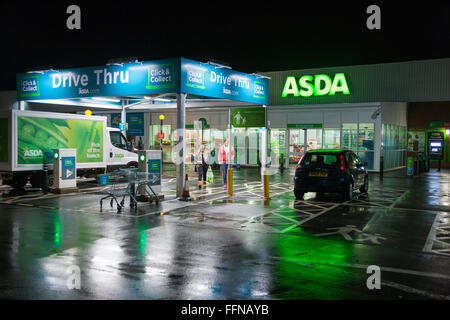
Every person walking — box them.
[195,144,209,189]
[218,139,235,189]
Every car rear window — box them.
[302,153,339,166]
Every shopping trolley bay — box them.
[0,167,450,299]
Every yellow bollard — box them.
[227,168,233,196]
[263,169,270,199]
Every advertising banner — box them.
[180,58,269,105]
[17,116,103,164]
[17,57,269,105]
[17,58,180,100]
[232,107,266,128]
[407,131,425,152]
[111,112,144,136]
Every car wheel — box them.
[359,176,369,193]
[342,183,353,201]
[294,190,304,200]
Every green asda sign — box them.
[281,73,350,98]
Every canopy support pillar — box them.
[176,93,186,198]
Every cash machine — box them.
[427,131,445,170]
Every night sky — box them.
[1,1,449,91]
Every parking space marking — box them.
[423,212,450,257]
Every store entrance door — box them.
[288,128,323,166]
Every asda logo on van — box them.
[24,148,43,158]
[281,73,350,98]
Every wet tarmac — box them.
[0,167,449,299]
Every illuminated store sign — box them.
[281,73,350,98]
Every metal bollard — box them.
[41,164,49,195]
[379,156,384,178]
[226,168,233,196]
[263,169,270,199]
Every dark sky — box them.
[1,1,449,90]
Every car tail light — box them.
[296,154,305,169]
[340,154,346,171]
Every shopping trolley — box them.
[129,171,160,205]
[100,168,138,212]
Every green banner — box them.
[232,107,265,128]
[0,118,8,162]
[429,121,443,129]
[17,116,103,164]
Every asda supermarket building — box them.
[8,57,450,172]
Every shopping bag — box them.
[207,166,214,183]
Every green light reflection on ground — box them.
[274,225,357,299]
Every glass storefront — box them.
[342,123,358,151]
[149,125,267,166]
[270,129,287,166]
[358,123,375,170]
[382,124,407,169]
[284,123,377,169]
[148,119,404,171]
[288,129,322,164]
[323,129,340,149]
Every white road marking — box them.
[381,280,450,300]
[423,213,442,252]
[271,256,450,280]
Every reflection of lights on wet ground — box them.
[39,249,80,290]
[89,238,124,275]
[53,214,61,247]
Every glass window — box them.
[358,123,374,151]
[307,129,322,150]
[303,153,338,166]
[270,129,286,166]
[323,129,340,149]
[289,129,305,164]
[110,131,128,150]
[233,128,246,165]
[358,151,374,170]
[342,123,358,151]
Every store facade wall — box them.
[143,102,406,172]
[267,102,406,171]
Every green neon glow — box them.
[330,73,350,95]
[314,74,332,96]
[281,73,351,98]
[299,75,314,97]
[53,213,61,247]
[281,76,298,97]
[307,149,345,153]
[275,231,354,299]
